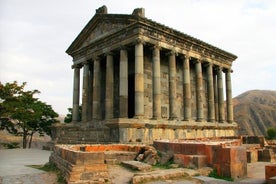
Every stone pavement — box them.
[0,149,56,184]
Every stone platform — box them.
[52,118,238,144]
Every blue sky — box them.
[1,0,275,115]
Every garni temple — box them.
[52,6,238,144]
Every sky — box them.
[0,0,276,115]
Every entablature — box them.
[71,21,235,70]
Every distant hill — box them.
[233,90,276,136]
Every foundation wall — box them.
[106,119,238,144]
[50,144,146,183]
[52,119,238,144]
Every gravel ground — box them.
[0,173,57,184]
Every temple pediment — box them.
[67,14,134,55]
[80,21,128,48]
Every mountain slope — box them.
[233,90,276,136]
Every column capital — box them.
[83,60,90,65]
[151,43,161,50]
[71,64,82,69]
[223,68,233,73]
[166,50,178,56]
[179,53,190,60]
[195,58,202,63]
[119,45,129,51]
[214,66,223,72]
[104,51,114,57]
[203,62,213,68]
[92,55,101,61]
[183,53,191,60]
[135,37,145,45]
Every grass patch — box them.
[27,162,66,183]
[153,159,175,169]
[208,169,234,181]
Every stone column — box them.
[72,64,80,122]
[207,63,215,122]
[93,57,101,120]
[213,72,218,121]
[119,49,128,118]
[168,51,177,119]
[225,69,234,123]
[195,60,204,122]
[82,61,89,122]
[88,64,93,121]
[217,67,225,122]
[183,55,191,121]
[152,46,161,119]
[105,53,114,119]
[134,39,144,117]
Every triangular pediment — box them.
[81,21,128,48]
[67,14,133,55]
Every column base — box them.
[168,117,177,120]
[151,117,162,120]
[133,115,144,119]
[196,118,204,122]
[208,119,216,123]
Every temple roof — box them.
[66,6,237,62]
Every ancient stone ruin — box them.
[52,5,238,144]
[49,6,276,184]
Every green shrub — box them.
[208,169,234,181]
[1,142,20,149]
[267,127,276,140]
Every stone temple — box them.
[52,6,238,144]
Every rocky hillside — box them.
[233,90,276,136]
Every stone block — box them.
[174,154,206,169]
[76,152,105,165]
[213,146,247,179]
[258,149,263,161]
[67,172,81,182]
[105,158,118,164]
[267,176,276,184]
[210,145,223,165]
[159,151,174,165]
[262,148,276,162]
[197,144,206,155]
[265,164,276,180]
[246,150,258,163]
[122,160,152,171]
[84,164,108,172]
[104,151,137,163]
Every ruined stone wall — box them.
[153,139,247,179]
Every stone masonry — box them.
[52,6,238,144]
